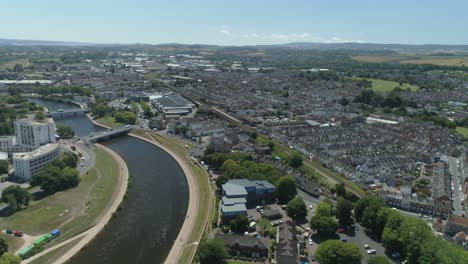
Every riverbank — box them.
[88,114,212,263]
[23,144,129,264]
[131,130,213,264]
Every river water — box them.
[29,98,189,264]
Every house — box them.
[276,222,298,264]
[215,233,269,259]
[445,215,468,236]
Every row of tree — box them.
[355,195,468,264]
[31,153,79,195]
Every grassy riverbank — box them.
[0,147,119,253]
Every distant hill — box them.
[0,38,94,46]
[1,37,468,53]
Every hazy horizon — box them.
[1,0,468,46]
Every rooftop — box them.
[221,203,247,213]
[13,143,59,161]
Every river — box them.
[29,98,189,264]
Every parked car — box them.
[14,231,23,237]
[341,237,348,242]
[6,229,13,234]
[308,239,313,245]
[364,244,371,249]
[391,252,401,258]
[336,228,345,233]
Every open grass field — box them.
[400,57,468,66]
[456,126,468,138]
[352,54,468,67]
[0,58,31,70]
[0,147,119,252]
[132,130,212,264]
[363,78,419,92]
[95,115,124,128]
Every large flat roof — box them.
[13,143,59,161]
[221,203,247,213]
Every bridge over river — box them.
[48,109,89,119]
[81,125,136,143]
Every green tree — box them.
[335,182,346,197]
[215,174,230,188]
[316,240,362,264]
[277,176,297,204]
[310,202,338,237]
[354,195,386,222]
[1,185,31,208]
[336,197,354,227]
[197,239,229,264]
[368,256,391,264]
[229,215,250,234]
[34,111,45,121]
[0,253,21,264]
[61,153,77,168]
[57,125,75,139]
[91,103,111,117]
[286,196,307,220]
[0,238,7,257]
[5,195,17,215]
[288,153,303,168]
[0,161,8,174]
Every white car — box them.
[308,239,313,245]
[364,244,371,249]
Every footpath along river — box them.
[29,98,189,264]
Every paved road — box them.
[443,155,464,216]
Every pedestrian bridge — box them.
[82,125,135,143]
[48,109,89,119]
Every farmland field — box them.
[400,57,468,66]
[351,54,468,67]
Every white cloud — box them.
[219,26,366,43]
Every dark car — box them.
[14,231,23,237]
[6,229,13,234]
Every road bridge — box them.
[48,109,89,119]
[83,125,135,143]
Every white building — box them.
[13,143,60,180]
[0,136,16,153]
[14,116,56,151]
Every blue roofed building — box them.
[221,179,277,224]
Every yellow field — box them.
[352,54,468,67]
[400,57,468,66]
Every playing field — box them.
[362,78,419,92]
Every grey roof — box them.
[155,93,194,108]
[222,181,248,197]
[222,179,276,197]
[222,196,247,206]
[221,203,247,213]
[215,233,268,250]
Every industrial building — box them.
[13,143,60,180]
[221,179,277,223]
[152,92,195,116]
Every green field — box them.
[456,127,468,138]
[0,147,119,251]
[363,78,419,92]
[0,58,31,70]
[352,54,468,67]
[95,115,124,128]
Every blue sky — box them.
[1,0,467,45]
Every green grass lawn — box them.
[456,127,468,138]
[28,237,83,264]
[0,233,24,253]
[0,147,119,252]
[0,58,31,70]
[228,260,261,264]
[363,78,419,92]
[95,115,124,128]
